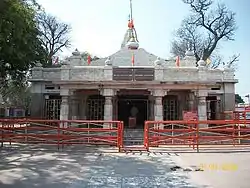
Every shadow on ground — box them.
[0,144,205,188]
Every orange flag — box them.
[176,56,180,67]
[131,53,135,66]
[87,55,91,65]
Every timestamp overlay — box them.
[199,163,238,171]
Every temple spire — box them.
[121,0,139,50]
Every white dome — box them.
[154,57,161,66]
[198,60,206,67]
[126,38,139,49]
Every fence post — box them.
[233,122,235,146]
[121,121,124,149]
[118,121,124,152]
[196,122,199,153]
[238,122,241,144]
[25,120,28,143]
[144,122,149,151]
[118,122,121,152]
[1,123,3,147]
[57,122,61,150]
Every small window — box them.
[45,85,55,90]
[211,87,220,90]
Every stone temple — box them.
[29,5,237,128]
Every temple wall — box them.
[223,83,235,112]
[31,64,235,83]
[70,68,105,81]
[156,68,233,82]
[30,83,44,118]
[31,67,60,80]
[30,93,44,118]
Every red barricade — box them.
[0,119,124,152]
[144,120,250,152]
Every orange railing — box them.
[144,120,250,152]
[0,119,124,152]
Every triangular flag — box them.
[87,55,91,65]
[245,94,250,98]
[176,56,180,67]
[206,58,211,65]
[131,53,135,66]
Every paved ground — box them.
[171,152,250,188]
[0,144,199,188]
[1,144,250,188]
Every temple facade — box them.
[29,4,237,128]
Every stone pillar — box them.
[197,90,208,128]
[60,89,69,127]
[189,91,195,111]
[5,108,10,117]
[71,97,78,120]
[148,95,154,120]
[152,90,167,129]
[104,96,113,121]
[101,89,115,128]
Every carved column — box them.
[60,89,70,127]
[71,96,78,120]
[197,90,208,128]
[189,91,195,111]
[104,96,113,121]
[80,96,87,120]
[101,89,115,128]
[152,89,167,129]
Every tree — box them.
[0,0,46,84]
[80,51,100,61]
[38,13,71,66]
[171,0,239,68]
[235,94,244,104]
[1,80,31,113]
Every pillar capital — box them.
[151,89,168,97]
[193,89,208,97]
[100,88,116,97]
[60,88,70,96]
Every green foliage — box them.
[1,80,31,110]
[0,0,46,83]
[235,94,244,104]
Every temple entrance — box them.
[207,96,221,120]
[118,95,148,129]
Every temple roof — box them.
[89,48,158,66]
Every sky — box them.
[37,0,250,99]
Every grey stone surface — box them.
[30,93,44,118]
[0,145,198,188]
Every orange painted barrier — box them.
[144,120,250,152]
[0,119,124,152]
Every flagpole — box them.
[130,0,133,21]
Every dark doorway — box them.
[206,96,218,120]
[118,95,148,129]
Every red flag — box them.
[87,55,91,65]
[176,56,180,67]
[131,53,134,66]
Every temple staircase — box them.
[121,128,147,152]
